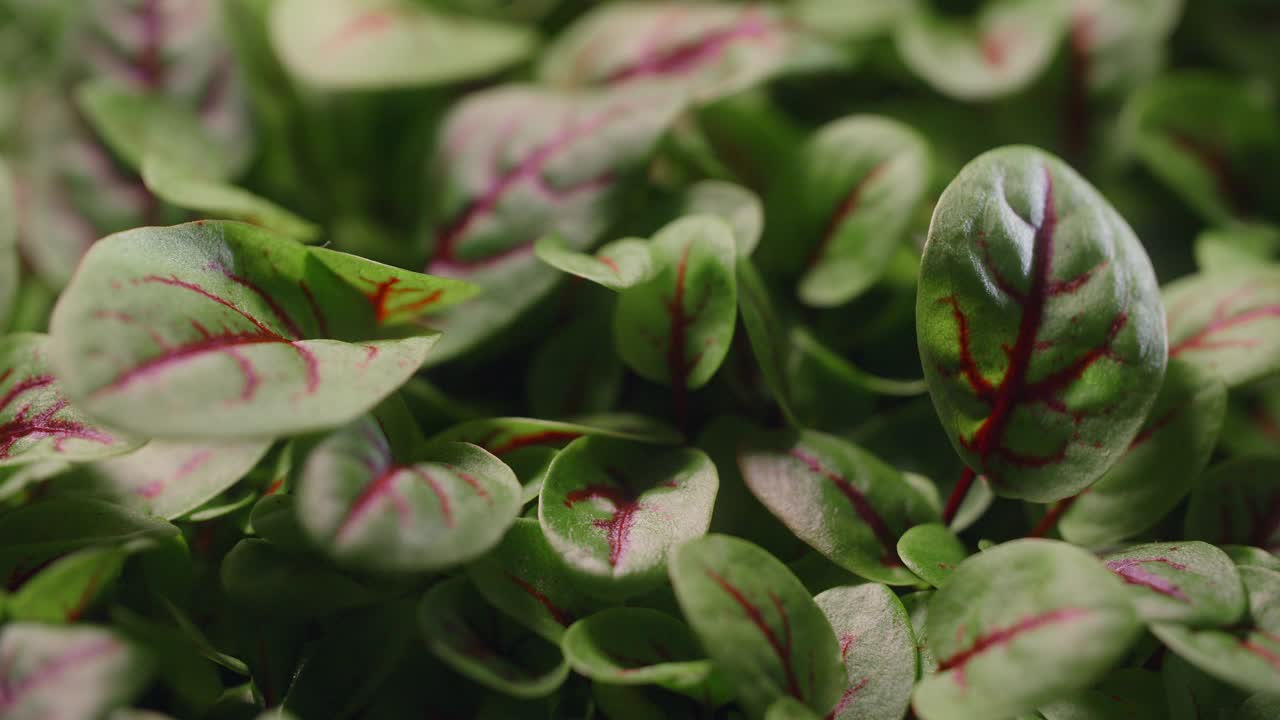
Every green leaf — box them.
[897,523,968,588]
[894,1,1067,101]
[0,158,17,329]
[791,328,927,397]
[432,416,681,459]
[418,577,569,699]
[48,221,440,439]
[737,429,938,585]
[0,333,138,466]
[421,85,681,365]
[669,534,844,719]
[1059,359,1226,547]
[220,538,377,620]
[1221,377,1280,459]
[295,409,521,573]
[308,246,479,325]
[614,215,739,395]
[466,518,604,642]
[814,584,917,720]
[1224,546,1280,574]
[561,607,727,701]
[1102,542,1246,626]
[526,305,624,418]
[76,81,230,177]
[0,624,152,720]
[1237,693,1280,720]
[535,235,657,291]
[917,146,1167,502]
[912,539,1142,720]
[1038,668,1167,720]
[539,436,717,597]
[1162,651,1246,720]
[764,115,929,307]
[736,259,801,426]
[1163,267,1280,388]
[269,0,534,90]
[6,547,125,623]
[766,697,823,720]
[1186,457,1280,556]
[902,590,938,675]
[1195,224,1280,273]
[249,494,312,552]
[684,180,764,258]
[1152,567,1280,695]
[539,2,804,103]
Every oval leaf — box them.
[669,534,845,718]
[539,436,717,597]
[561,607,724,699]
[897,523,968,589]
[0,497,177,581]
[815,584,917,720]
[1102,542,1246,626]
[308,246,478,325]
[432,416,681,459]
[737,429,939,585]
[912,539,1142,720]
[535,235,657,291]
[917,146,1167,502]
[220,539,377,620]
[6,547,125,623]
[1163,267,1280,388]
[685,180,763,257]
[0,624,151,720]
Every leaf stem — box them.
[1028,494,1079,538]
[941,466,975,526]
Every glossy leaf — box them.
[912,539,1142,720]
[0,624,152,720]
[897,523,968,589]
[684,180,764,258]
[1102,542,1246,626]
[1185,458,1280,554]
[421,85,680,365]
[814,584,917,720]
[1163,267,1280,388]
[0,333,138,466]
[895,1,1067,101]
[6,547,125,623]
[540,2,804,103]
[1151,567,1280,695]
[48,221,441,439]
[539,436,717,597]
[1059,359,1226,547]
[269,0,534,90]
[737,429,939,585]
[295,411,520,573]
[764,115,929,307]
[669,534,844,719]
[917,146,1167,502]
[466,518,603,642]
[614,215,739,393]
[418,577,569,699]
[309,246,478,326]
[535,235,657,291]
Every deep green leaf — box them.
[6,546,125,623]
[535,235,657,291]
[1185,458,1280,553]
[220,539,377,620]
[897,523,968,589]
[0,496,177,581]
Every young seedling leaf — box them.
[1059,359,1226,547]
[736,259,801,426]
[669,534,845,718]
[220,539,377,620]
[764,115,929,307]
[894,1,1067,100]
[309,246,479,325]
[815,584,917,720]
[76,80,230,177]
[1185,457,1280,555]
[1151,566,1280,696]
[684,180,764,257]
[1038,668,1167,720]
[48,221,440,439]
[0,624,152,720]
[912,539,1142,720]
[418,577,570,699]
[614,215,739,408]
[1102,542,1246,626]
[897,523,968,588]
[917,146,1167,502]
[1163,266,1280,388]
[432,416,681,458]
[902,590,938,675]
[1195,224,1280,273]
[1221,377,1280,459]
[792,328,927,397]
[526,305,624,418]
[6,547,125,623]
[767,697,822,720]
[1162,651,1246,720]
[737,429,939,585]
[466,518,604,642]
[0,333,138,466]
[539,436,717,597]
[296,409,520,573]
[249,494,312,553]
[1224,546,1280,574]
[535,235,657,291]
[269,0,535,90]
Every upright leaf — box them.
[897,523,968,588]
[539,436,717,597]
[1163,267,1280,388]
[1102,542,1246,627]
[535,236,657,291]
[0,624,151,720]
[912,539,1141,720]
[684,180,764,257]
[0,333,138,466]
[49,221,441,438]
[308,247,478,326]
[917,146,1166,501]
[6,547,125,623]
[669,535,845,719]
[815,584,917,720]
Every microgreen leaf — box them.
[918,146,1167,502]
[737,428,939,585]
[219,539,377,620]
[897,523,968,588]
[814,584,917,720]
[269,0,535,90]
[75,80,230,177]
[0,159,17,329]
[526,306,624,419]
[1163,266,1280,388]
[6,547,125,623]
[539,436,717,597]
[684,181,764,258]
[431,416,681,458]
[0,624,152,720]
[669,534,845,719]
[535,235,657,291]
[48,221,441,438]
[1058,359,1226,547]
[1185,457,1280,553]
[309,246,479,325]
[912,539,1142,720]
[1102,541,1246,626]
[418,577,570,699]
[1038,668,1167,720]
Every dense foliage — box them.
[1,1,1278,719]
